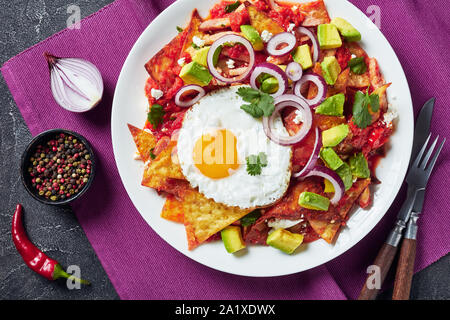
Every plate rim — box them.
[111,0,413,277]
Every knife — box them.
[358,98,435,300]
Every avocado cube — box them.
[322,124,349,147]
[266,229,304,254]
[192,46,220,67]
[260,77,279,94]
[331,17,361,42]
[240,25,264,51]
[292,44,313,70]
[221,226,246,253]
[317,24,342,49]
[298,192,330,211]
[323,178,335,193]
[335,162,353,191]
[321,56,341,85]
[179,61,212,86]
[320,147,344,170]
[349,152,370,178]
[315,93,345,116]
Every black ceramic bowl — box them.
[20,129,96,205]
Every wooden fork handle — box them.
[358,243,397,300]
[392,238,417,300]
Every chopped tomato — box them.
[222,43,248,59]
[209,1,234,18]
[254,0,270,12]
[269,6,304,29]
[229,8,250,32]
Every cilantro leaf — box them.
[149,148,156,160]
[246,152,268,176]
[240,210,262,227]
[348,57,367,75]
[352,91,371,129]
[147,104,165,128]
[237,87,275,118]
[225,1,241,13]
[191,42,199,50]
[369,93,380,112]
[176,26,183,33]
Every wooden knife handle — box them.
[358,243,397,300]
[392,238,416,300]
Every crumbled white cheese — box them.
[192,36,205,48]
[292,5,298,11]
[351,54,357,59]
[133,152,142,160]
[293,110,304,124]
[268,218,303,230]
[151,88,164,100]
[287,23,296,33]
[383,107,398,126]
[353,177,358,183]
[177,57,186,66]
[261,30,273,43]
[226,59,235,69]
[143,128,152,134]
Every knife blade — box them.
[409,98,435,216]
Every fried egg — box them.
[176,86,292,209]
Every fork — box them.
[358,133,446,300]
[392,134,446,300]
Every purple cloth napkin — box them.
[2,0,449,300]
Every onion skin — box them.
[294,73,327,108]
[206,34,255,83]
[262,94,312,146]
[303,165,345,205]
[174,85,205,107]
[249,62,288,98]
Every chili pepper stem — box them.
[53,264,91,285]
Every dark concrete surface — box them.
[0,0,448,300]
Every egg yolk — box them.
[193,129,240,179]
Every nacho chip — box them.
[182,188,251,250]
[328,68,350,96]
[145,21,187,91]
[345,43,370,88]
[182,10,206,58]
[299,0,330,27]
[161,195,184,223]
[337,178,371,218]
[128,124,157,163]
[141,143,185,190]
[244,1,284,35]
[307,219,340,243]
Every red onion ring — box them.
[302,166,345,205]
[206,34,255,83]
[297,27,319,63]
[293,127,321,178]
[285,61,303,82]
[174,85,205,107]
[262,94,312,146]
[250,62,288,98]
[266,32,297,57]
[294,73,327,108]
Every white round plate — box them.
[112,0,413,277]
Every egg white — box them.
[176,86,292,209]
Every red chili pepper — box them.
[12,204,90,285]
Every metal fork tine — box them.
[413,133,432,168]
[425,138,446,176]
[420,135,439,169]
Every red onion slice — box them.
[293,127,321,178]
[266,32,297,57]
[250,62,288,98]
[285,61,303,82]
[294,73,327,108]
[262,94,312,146]
[297,27,319,63]
[207,34,255,83]
[302,166,345,205]
[174,85,205,107]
